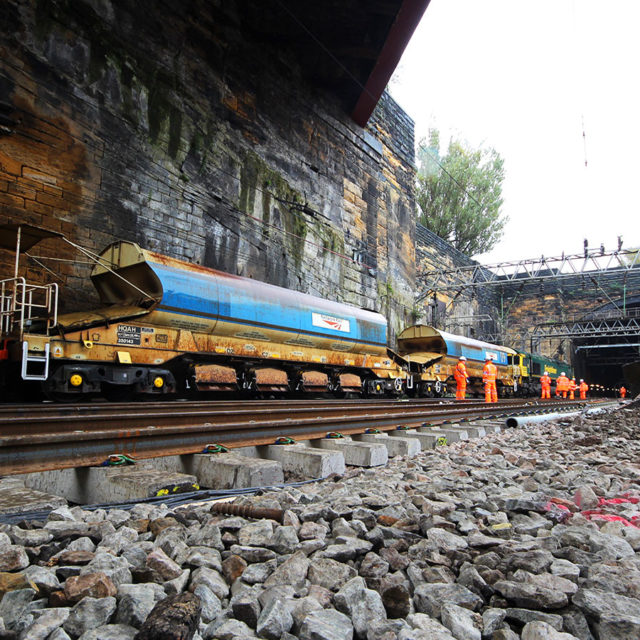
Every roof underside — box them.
[238,0,430,126]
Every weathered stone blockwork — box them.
[0,1,415,333]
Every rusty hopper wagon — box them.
[0,224,407,401]
[397,325,519,397]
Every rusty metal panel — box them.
[339,373,361,390]
[194,364,237,387]
[301,370,328,391]
[254,368,288,387]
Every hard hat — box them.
[459,356,466,360]
[560,372,565,376]
[580,379,584,382]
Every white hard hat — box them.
[459,356,466,361]
[580,379,584,382]
[560,372,565,376]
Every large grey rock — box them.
[241,559,277,585]
[0,544,29,571]
[0,587,36,630]
[404,614,455,640]
[521,621,581,639]
[427,527,469,552]
[238,520,275,547]
[318,537,373,562]
[187,523,224,550]
[512,570,578,596]
[185,546,223,571]
[115,585,157,627]
[440,602,482,640]
[308,558,357,591]
[585,562,640,600]
[193,583,223,623]
[571,587,640,620]
[413,583,483,618]
[299,609,354,640]
[19,607,70,640]
[550,559,580,584]
[203,618,254,640]
[505,608,564,631]
[288,596,323,634]
[189,566,229,600]
[256,597,294,640]
[493,580,568,610]
[76,623,138,639]
[229,545,277,563]
[559,606,595,640]
[80,552,132,586]
[9,526,53,546]
[146,547,183,581]
[334,577,387,639]
[24,565,62,594]
[482,608,507,638]
[231,589,262,628]
[267,526,299,554]
[508,550,555,574]
[594,614,640,640]
[64,596,117,637]
[263,550,309,588]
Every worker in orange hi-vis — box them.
[482,355,498,403]
[454,355,468,400]
[540,371,551,399]
[620,386,627,399]
[556,372,570,399]
[579,379,589,399]
[569,378,577,400]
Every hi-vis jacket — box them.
[483,361,497,383]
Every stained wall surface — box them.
[0,1,416,337]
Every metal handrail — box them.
[0,277,58,337]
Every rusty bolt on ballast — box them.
[210,502,284,523]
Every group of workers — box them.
[541,371,588,399]
[453,354,629,403]
[454,354,498,403]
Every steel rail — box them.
[0,399,598,475]
[0,398,579,434]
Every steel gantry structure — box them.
[416,245,640,353]
[416,245,640,302]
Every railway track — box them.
[0,397,601,475]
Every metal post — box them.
[14,225,21,279]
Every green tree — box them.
[417,129,507,256]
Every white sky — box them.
[389,0,640,264]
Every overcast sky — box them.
[389,0,640,264]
